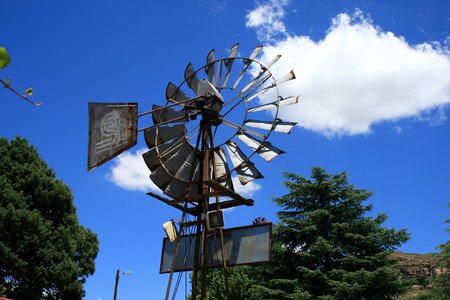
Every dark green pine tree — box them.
[253,167,410,300]
[0,137,99,300]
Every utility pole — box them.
[113,269,120,300]
[113,269,132,300]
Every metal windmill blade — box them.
[184,63,200,95]
[144,124,186,148]
[245,70,296,102]
[248,95,300,113]
[222,43,239,88]
[166,82,190,104]
[245,119,297,134]
[152,105,187,125]
[232,45,263,89]
[236,132,285,162]
[213,147,234,190]
[225,141,263,185]
[205,49,216,85]
[240,54,282,94]
[164,149,200,199]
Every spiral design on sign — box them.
[94,110,123,154]
[100,110,121,139]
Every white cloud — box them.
[246,0,289,43]
[231,176,262,198]
[107,148,159,192]
[248,8,450,136]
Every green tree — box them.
[200,266,258,300]
[0,137,98,299]
[251,167,410,299]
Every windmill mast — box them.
[192,100,230,300]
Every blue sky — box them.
[1,0,449,299]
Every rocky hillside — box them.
[392,252,445,299]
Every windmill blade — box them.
[163,140,193,174]
[149,141,192,192]
[245,85,273,102]
[225,141,263,185]
[246,70,296,102]
[248,45,263,61]
[174,149,199,182]
[241,73,271,95]
[222,118,265,139]
[150,166,173,191]
[144,124,186,148]
[276,70,296,86]
[240,55,281,94]
[184,63,200,95]
[142,137,186,171]
[213,147,234,191]
[248,96,300,113]
[166,82,191,103]
[164,179,189,199]
[245,119,297,134]
[222,43,239,88]
[205,49,216,85]
[237,132,285,162]
[214,59,223,89]
[263,54,282,70]
[232,45,263,89]
[164,150,200,199]
[152,105,187,125]
[166,169,200,200]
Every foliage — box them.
[192,266,259,300]
[411,206,450,300]
[195,167,411,299]
[0,137,99,300]
[0,48,11,70]
[0,283,6,297]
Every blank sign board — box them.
[160,223,271,273]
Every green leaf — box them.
[0,47,11,70]
[3,77,10,88]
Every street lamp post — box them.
[113,269,132,300]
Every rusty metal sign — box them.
[87,102,138,170]
[160,223,272,273]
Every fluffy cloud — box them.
[232,176,262,198]
[246,0,289,43]
[246,6,450,136]
[107,148,158,192]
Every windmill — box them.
[88,44,299,299]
